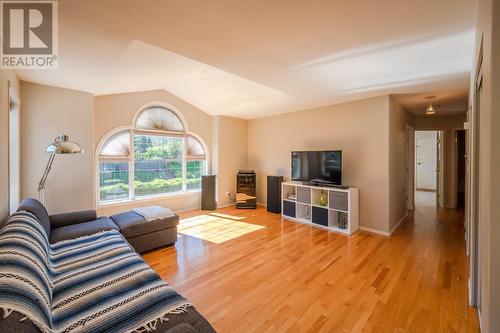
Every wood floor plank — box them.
[143,198,479,332]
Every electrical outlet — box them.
[225,191,231,197]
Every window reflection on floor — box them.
[178,213,265,244]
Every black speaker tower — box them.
[201,175,216,210]
[267,176,283,213]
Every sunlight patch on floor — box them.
[178,214,265,244]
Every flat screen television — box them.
[291,150,342,185]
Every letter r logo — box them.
[1,1,54,54]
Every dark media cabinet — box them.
[236,170,257,209]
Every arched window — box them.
[97,106,208,203]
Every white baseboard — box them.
[359,212,408,237]
[257,202,266,207]
[174,202,237,214]
[359,226,391,237]
[477,308,483,333]
[174,206,201,214]
[390,213,408,234]
[217,202,235,209]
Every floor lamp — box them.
[38,134,83,204]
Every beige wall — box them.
[389,97,413,231]
[248,95,393,233]
[94,90,212,154]
[0,70,20,221]
[413,114,466,208]
[20,82,94,214]
[212,116,248,206]
[94,90,213,216]
[471,0,500,331]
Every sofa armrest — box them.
[49,210,98,228]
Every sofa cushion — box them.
[17,198,51,237]
[127,227,178,253]
[49,210,97,228]
[110,211,179,238]
[49,217,119,243]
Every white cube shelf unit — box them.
[281,181,359,235]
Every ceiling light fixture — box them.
[425,96,436,115]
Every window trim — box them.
[95,105,209,208]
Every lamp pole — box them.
[36,134,83,205]
[38,153,56,204]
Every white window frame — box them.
[95,103,208,207]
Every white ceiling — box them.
[15,0,477,119]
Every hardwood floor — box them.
[143,197,479,332]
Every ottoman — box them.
[109,211,179,253]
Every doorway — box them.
[8,82,20,214]
[456,129,466,209]
[414,130,443,207]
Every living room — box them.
[1,1,499,332]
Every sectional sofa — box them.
[0,198,216,333]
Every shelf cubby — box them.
[297,187,311,204]
[312,206,328,226]
[282,184,297,201]
[329,191,348,212]
[311,188,329,207]
[296,203,312,222]
[282,200,296,218]
[328,210,349,230]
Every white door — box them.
[415,131,437,191]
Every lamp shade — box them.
[46,134,83,154]
[425,103,436,115]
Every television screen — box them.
[291,151,342,185]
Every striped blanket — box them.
[0,212,191,333]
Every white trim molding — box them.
[390,213,408,235]
[360,212,408,237]
[359,226,391,237]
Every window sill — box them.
[98,189,201,209]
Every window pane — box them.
[100,130,130,158]
[186,135,205,158]
[99,161,129,201]
[135,106,185,132]
[187,160,206,190]
[134,135,184,196]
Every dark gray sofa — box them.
[0,198,216,333]
[18,198,179,253]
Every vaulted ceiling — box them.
[16,0,477,118]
